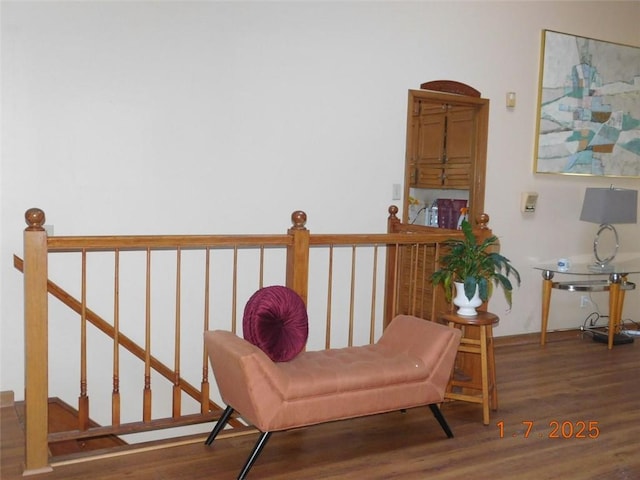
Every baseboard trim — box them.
[495,329,582,348]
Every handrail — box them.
[46,234,292,252]
[309,232,462,245]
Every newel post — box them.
[383,206,400,328]
[285,211,310,306]
[22,208,52,474]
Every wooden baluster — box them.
[369,245,379,344]
[432,241,452,317]
[143,248,152,423]
[419,244,429,319]
[203,248,210,331]
[390,244,402,326]
[404,245,411,316]
[410,244,418,316]
[259,246,265,289]
[428,244,436,316]
[23,208,52,474]
[231,246,238,333]
[348,245,357,347]
[173,248,182,418]
[325,245,334,349]
[79,249,89,431]
[415,244,423,318]
[201,248,211,412]
[112,249,121,426]
[200,368,210,415]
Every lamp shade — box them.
[580,188,637,225]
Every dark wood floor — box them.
[2,330,639,479]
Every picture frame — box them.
[533,30,640,177]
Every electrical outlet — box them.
[580,296,590,308]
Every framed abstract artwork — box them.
[533,30,640,177]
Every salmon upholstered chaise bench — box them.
[203,288,462,479]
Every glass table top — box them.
[534,258,640,276]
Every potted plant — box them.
[431,220,521,316]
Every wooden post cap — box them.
[477,213,490,230]
[25,208,46,231]
[290,211,307,230]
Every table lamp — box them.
[579,187,638,271]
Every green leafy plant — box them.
[431,220,521,308]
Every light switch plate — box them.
[392,183,401,200]
[521,192,538,213]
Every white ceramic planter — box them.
[453,281,482,316]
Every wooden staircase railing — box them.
[15,254,245,442]
[19,206,491,474]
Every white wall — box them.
[2,1,639,398]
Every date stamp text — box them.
[497,420,600,439]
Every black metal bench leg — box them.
[429,403,454,438]
[205,405,235,446]
[237,431,272,480]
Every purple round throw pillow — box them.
[243,286,309,362]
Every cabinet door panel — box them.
[417,110,446,165]
[415,166,444,188]
[446,107,475,165]
[443,164,471,188]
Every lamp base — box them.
[592,223,618,268]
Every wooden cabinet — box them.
[403,82,489,228]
